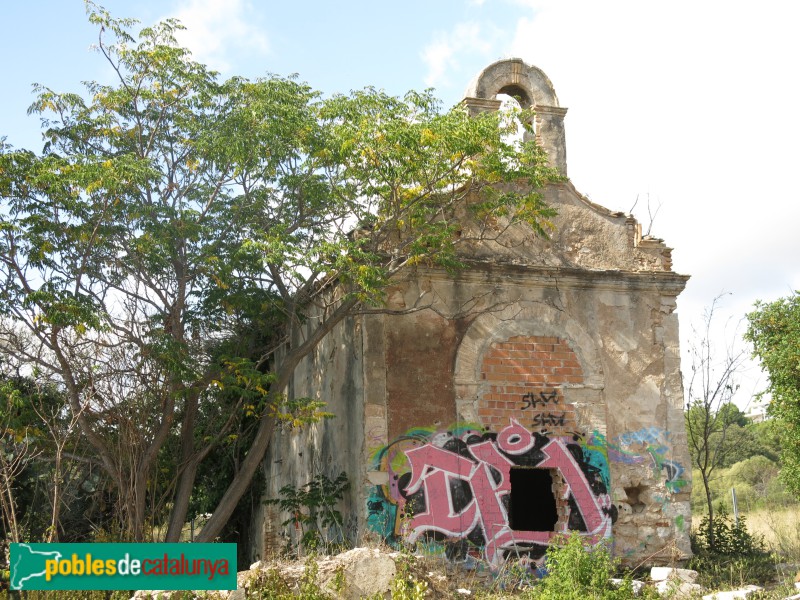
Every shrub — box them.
[526,533,656,600]
[688,507,777,588]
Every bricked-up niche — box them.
[479,336,583,435]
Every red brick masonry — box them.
[478,336,583,435]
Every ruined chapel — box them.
[251,59,692,567]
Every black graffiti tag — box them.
[521,389,559,410]
[532,412,566,427]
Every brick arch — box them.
[453,304,604,426]
[478,335,582,433]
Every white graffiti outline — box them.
[401,419,612,565]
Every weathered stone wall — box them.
[456,182,673,272]
[464,58,568,175]
[253,211,690,569]
[249,314,366,562]
[360,259,689,567]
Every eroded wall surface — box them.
[253,182,691,568]
[362,259,690,567]
[249,314,365,562]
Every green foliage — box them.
[691,455,796,516]
[526,533,650,600]
[240,561,333,600]
[265,472,350,554]
[270,396,334,428]
[686,402,744,472]
[688,406,792,516]
[297,559,333,600]
[331,564,346,594]
[390,549,429,600]
[688,507,776,588]
[694,507,765,555]
[0,374,109,547]
[717,403,749,427]
[246,568,295,598]
[716,423,779,468]
[747,292,800,496]
[684,296,749,549]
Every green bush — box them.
[688,508,777,588]
[525,533,656,600]
[241,559,333,599]
[264,471,350,556]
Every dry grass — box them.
[745,506,800,563]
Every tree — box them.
[746,292,800,495]
[716,422,778,468]
[685,296,747,550]
[0,377,43,544]
[0,372,91,547]
[0,4,557,542]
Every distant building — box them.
[251,59,692,568]
[745,398,770,423]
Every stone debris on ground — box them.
[654,579,703,599]
[610,577,646,595]
[129,547,800,599]
[131,547,399,600]
[649,567,702,599]
[650,567,699,583]
[702,585,764,599]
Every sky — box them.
[2,0,799,410]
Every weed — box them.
[389,545,428,600]
[250,567,293,598]
[524,533,657,600]
[331,563,346,594]
[264,471,350,556]
[298,558,331,600]
[243,560,332,599]
[688,507,777,588]
[747,506,800,564]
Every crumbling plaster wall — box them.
[249,314,366,563]
[457,181,674,273]
[359,138,690,563]
[252,189,691,567]
[363,261,690,565]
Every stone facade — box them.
[250,59,691,568]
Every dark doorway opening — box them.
[509,467,558,532]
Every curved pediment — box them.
[457,181,677,274]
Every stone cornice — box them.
[536,105,568,117]
[406,261,690,294]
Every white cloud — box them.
[167,0,269,72]
[421,22,496,87]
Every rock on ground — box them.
[702,585,763,600]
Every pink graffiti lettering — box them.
[401,418,611,565]
[497,418,534,455]
[536,438,612,536]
